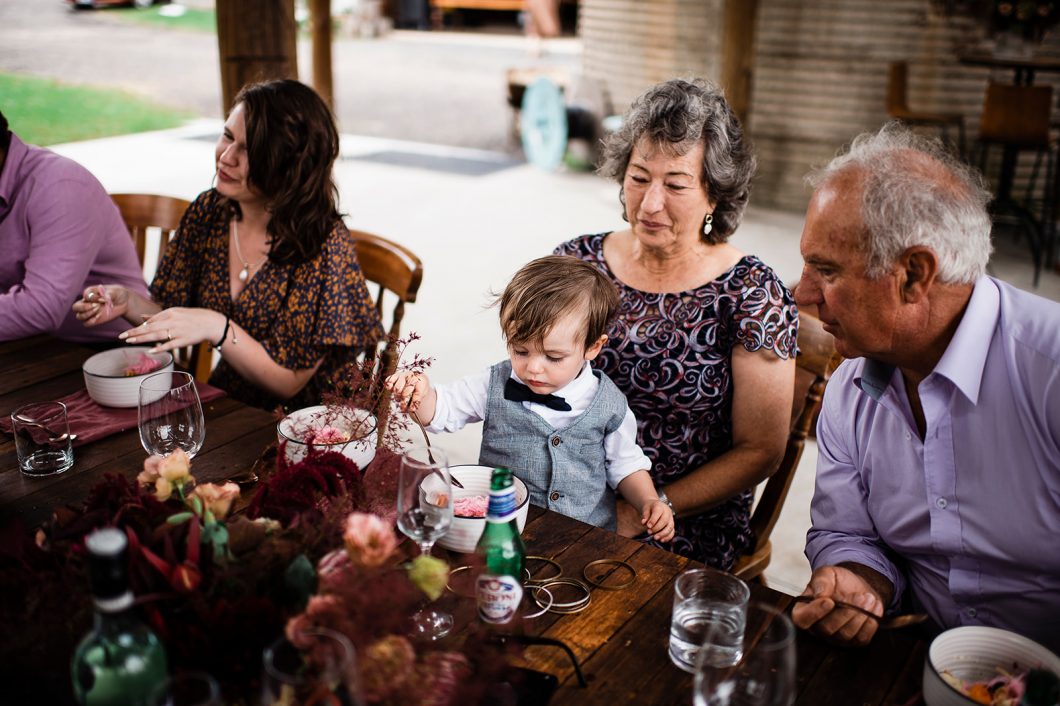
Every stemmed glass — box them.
[396,445,454,640]
[262,627,363,706]
[138,371,205,458]
[693,602,796,706]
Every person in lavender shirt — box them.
[0,110,148,343]
[791,122,1060,651]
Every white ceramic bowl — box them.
[277,405,377,471]
[923,626,1060,706]
[82,347,175,408]
[436,465,530,554]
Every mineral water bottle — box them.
[71,528,168,706]
[475,467,526,624]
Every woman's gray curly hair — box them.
[808,122,992,284]
[598,77,756,244]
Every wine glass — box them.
[138,371,205,458]
[693,602,796,706]
[262,627,363,706]
[396,445,454,640]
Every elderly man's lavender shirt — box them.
[807,276,1060,651]
[0,134,148,342]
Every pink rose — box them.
[343,512,398,568]
[190,482,240,519]
[138,449,193,500]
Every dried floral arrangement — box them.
[0,443,508,705]
[276,334,433,456]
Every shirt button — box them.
[967,608,978,618]
[549,491,560,501]
[936,497,948,509]
[904,431,912,440]
[551,437,562,447]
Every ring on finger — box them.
[166,329,172,341]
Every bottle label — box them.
[486,486,518,523]
[476,573,523,624]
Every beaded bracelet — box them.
[213,315,231,352]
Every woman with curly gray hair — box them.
[555,78,798,571]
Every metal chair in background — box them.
[109,193,213,382]
[976,82,1056,285]
[886,61,966,157]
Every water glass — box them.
[669,567,750,673]
[262,627,363,706]
[138,371,205,458]
[11,401,74,476]
[693,602,796,706]
[148,672,222,706]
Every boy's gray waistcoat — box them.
[480,360,628,530]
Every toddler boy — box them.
[387,255,674,540]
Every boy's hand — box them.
[385,371,431,415]
[642,499,675,542]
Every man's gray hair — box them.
[808,122,992,284]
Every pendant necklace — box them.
[232,219,267,282]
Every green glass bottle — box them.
[475,467,526,624]
[71,528,168,706]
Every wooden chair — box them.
[733,311,840,582]
[349,229,424,445]
[886,61,966,156]
[976,82,1056,284]
[109,193,213,382]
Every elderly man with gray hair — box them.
[791,122,1060,651]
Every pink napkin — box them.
[1,382,226,447]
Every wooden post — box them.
[720,0,759,126]
[309,0,334,109]
[216,0,298,115]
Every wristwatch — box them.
[657,489,676,517]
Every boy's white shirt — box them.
[426,361,651,489]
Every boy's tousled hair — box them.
[498,255,620,349]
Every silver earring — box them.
[703,213,714,237]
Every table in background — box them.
[0,335,929,705]
[957,52,1060,85]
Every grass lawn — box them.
[0,73,192,146]
[111,5,216,33]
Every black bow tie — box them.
[504,378,571,412]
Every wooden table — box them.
[957,52,1060,86]
[0,336,930,705]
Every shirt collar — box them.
[853,276,998,404]
[932,276,998,404]
[0,133,27,210]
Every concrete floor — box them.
[52,121,1060,594]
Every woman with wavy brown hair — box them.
[73,79,381,410]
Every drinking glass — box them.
[148,672,222,706]
[262,627,363,706]
[138,371,205,458]
[11,401,74,476]
[396,445,454,640]
[669,567,750,673]
[693,602,796,706]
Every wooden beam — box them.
[310,0,334,109]
[215,0,298,115]
[720,0,759,126]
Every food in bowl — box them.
[277,405,377,471]
[454,495,488,518]
[435,465,529,553]
[923,626,1060,706]
[82,347,175,408]
[123,352,165,377]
